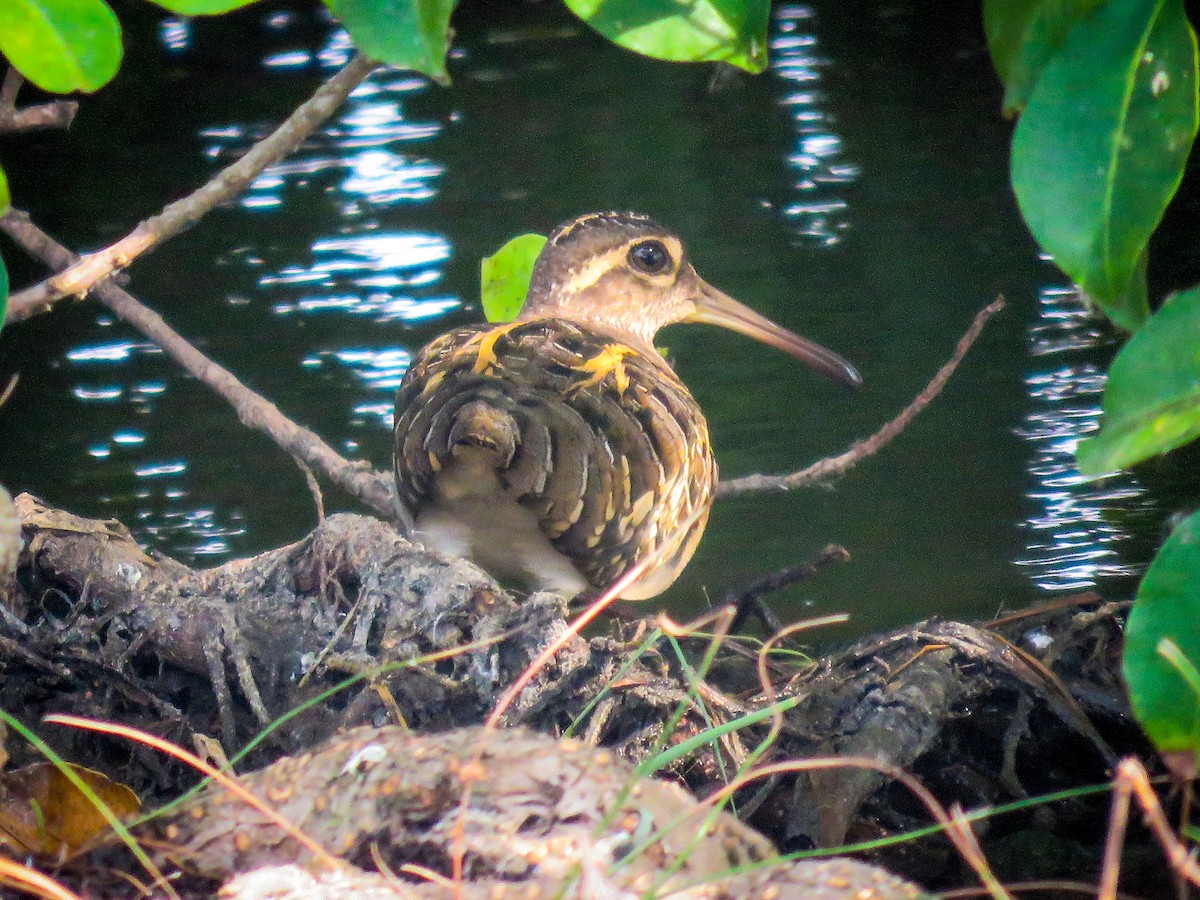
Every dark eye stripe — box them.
[628,240,672,275]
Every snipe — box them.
[393,212,860,600]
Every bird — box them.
[393,212,860,601]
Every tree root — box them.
[3,497,1151,893]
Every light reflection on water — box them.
[136,504,246,558]
[771,4,857,246]
[47,4,1166,605]
[1015,286,1145,591]
[63,20,458,556]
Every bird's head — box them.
[520,211,861,388]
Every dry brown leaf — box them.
[0,762,140,860]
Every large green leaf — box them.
[1076,285,1200,474]
[323,0,456,84]
[0,0,122,93]
[481,233,546,323]
[984,0,1101,115]
[563,0,770,74]
[1011,0,1199,331]
[143,0,263,13]
[1124,509,1200,765]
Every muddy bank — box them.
[0,494,1156,895]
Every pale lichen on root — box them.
[0,484,19,587]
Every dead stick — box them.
[0,210,397,519]
[717,296,1006,498]
[0,68,76,134]
[0,100,78,134]
[0,68,19,109]
[1117,757,1200,891]
[724,543,850,633]
[5,54,377,322]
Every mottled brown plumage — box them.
[393,212,859,600]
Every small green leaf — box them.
[323,0,456,84]
[1124,509,1200,765]
[0,166,9,215]
[0,0,122,93]
[481,233,546,324]
[1076,285,1200,474]
[984,0,1101,115]
[143,0,263,13]
[563,0,770,74]
[1011,0,1199,331]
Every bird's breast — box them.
[393,319,717,598]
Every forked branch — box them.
[4,54,378,323]
[0,211,396,517]
[0,68,77,134]
[718,296,1006,497]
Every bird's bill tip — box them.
[687,283,862,389]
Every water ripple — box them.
[1015,287,1144,592]
[67,341,161,365]
[260,232,459,323]
[770,4,857,245]
[201,65,445,213]
[134,503,247,558]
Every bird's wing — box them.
[393,320,716,590]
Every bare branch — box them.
[1101,757,1200,898]
[0,101,78,134]
[0,68,77,133]
[723,543,850,633]
[0,210,397,519]
[717,296,1006,498]
[0,68,20,108]
[5,54,378,321]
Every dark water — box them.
[0,0,1179,640]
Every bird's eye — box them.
[627,240,672,275]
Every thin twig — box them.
[5,54,377,321]
[1101,757,1200,897]
[0,102,78,134]
[292,454,327,525]
[0,210,396,517]
[723,543,850,633]
[940,881,1141,899]
[718,296,1006,497]
[0,68,67,135]
[0,68,70,136]
[686,754,1012,899]
[1099,760,1131,900]
[0,68,20,109]
[0,856,81,900]
[44,715,345,874]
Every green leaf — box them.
[1011,0,1199,331]
[0,0,122,94]
[1124,509,1200,764]
[143,0,263,13]
[1076,285,1200,474]
[563,0,770,74]
[0,166,9,215]
[481,233,546,324]
[984,0,1101,115]
[323,0,456,85]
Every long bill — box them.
[687,281,863,389]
